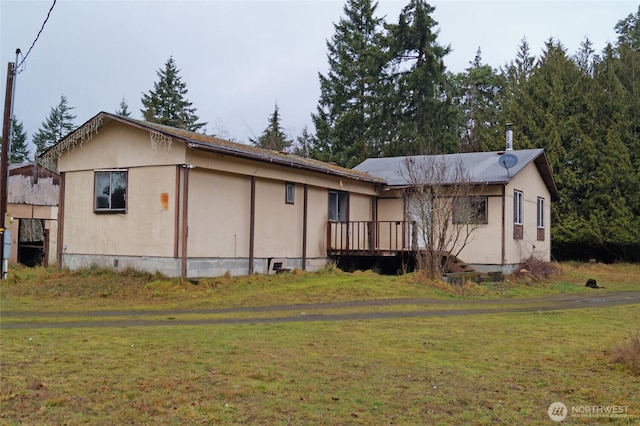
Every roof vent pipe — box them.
[505,123,514,151]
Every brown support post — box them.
[371,196,377,251]
[43,228,49,267]
[248,176,256,275]
[345,193,350,251]
[173,165,181,258]
[181,166,190,278]
[302,184,307,270]
[56,172,65,267]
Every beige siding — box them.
[504,162,552,263]
[346,193,372,250]
[62,166,177,257]
[186,169,251,258]
[306,186,329,258]
[376,196,408,250]
[445,164,551,267]
[254,179,304,258]
[455,194,504,264]
[349,193,372,220]
[189,152,378,196]
[56,122,186,172]
[377,197,403,221]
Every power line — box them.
[15,0,57,72]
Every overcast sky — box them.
[1,0,636,154]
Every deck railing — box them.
[327,220,418,255]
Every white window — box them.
[285,182,295,204]
[514,190,524,225]
[537,197,545,228]
[95,170,127,213]
[328,190,348,222]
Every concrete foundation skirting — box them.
[467,263,521,275]
[61,254,328,278]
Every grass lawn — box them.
[1,263,638,425]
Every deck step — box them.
[442,252,475,274]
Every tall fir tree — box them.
[251,103,292,152]
[455,48,503,152]
[383,0,457,155]
[292,126,315,158]
[140,56,206,132]
[613,6,640,175]
[115,97,132,117]
[614,5,640,49]
[0,117,30,163]
[33,94,76,155]
[496,38,539,151]
[312,0,384,167]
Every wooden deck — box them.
[327,220,418,256]
[327,221,475,274]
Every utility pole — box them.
[1,50,19,279]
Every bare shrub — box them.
[402,156,485,279]
[515,256,560,281]
[610,332,640,375]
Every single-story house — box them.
[354,150,560,273]
[42,112,384,278]
[5,162,59,267]
[43,112,558,277]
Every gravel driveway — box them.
[2,290,638,329]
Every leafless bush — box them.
[515,256,560,280]
[610,332,640,375]
[402,156,485,279]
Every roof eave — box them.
[187,141,384,184]
[533,152,560,202]
[41,112,383,185]
[384,180,509,191]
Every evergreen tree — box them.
[251,103,292,152]
[613,6,640,173]
[496,38,539,151]
[115,97,132,117]
[383,0,457,155]
[455,48,503,152]
[614,5,640,49]
[312,0,385,167]
[497,32,640,260]
[0,117,30,163]
[293,126,315,158]
[33,94,76,155]
[140,56,206,132]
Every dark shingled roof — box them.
[46,112,385,185]
[354,150,559,201]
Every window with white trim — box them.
[285,182,295,204]
[95,170,127,213]
[514,190,524,225]
[328,190,348,222]
[537,197,545,228]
